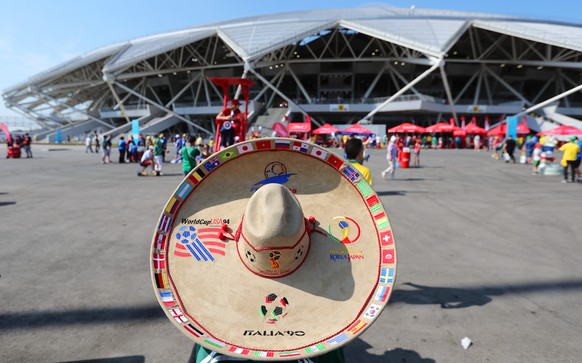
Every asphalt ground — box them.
[1,144,581,363]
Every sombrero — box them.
[150,138,397,360]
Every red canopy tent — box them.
[312,123,340,135]
[387,123,425,133]
[288,122,312,133]
[463,122,487,135]
[424,122,456,133]
[486,122,530,136]
[537,125,582,136]
[342,123,374,135]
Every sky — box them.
[2,0,582,120]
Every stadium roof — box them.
[6,4,582,91]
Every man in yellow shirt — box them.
[559,137,581,183]
[345,138,372,185]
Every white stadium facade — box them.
[4,4,582,141]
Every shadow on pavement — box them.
[0,201,16,206]
[346,338,435,363]
[58,356,145,363]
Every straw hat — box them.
[150,138,397,360]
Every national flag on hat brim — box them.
[342,164,360,182]
[275,140,291,149]
[170,308,188,323]
[237,143,254,154]
[279,351,301,358]
[154,272,169,289]
[310,147,328,160]
[203,156,220,172]
[154,232,167,250]
[327,333,348,345]
[176,182,193,200]
[356,179,373,197]
[229,347,250,355]
[160,291,175,306]
[379,267,393,284]
[253,351,275,358]
[347,319,367,335]
[153,253,166,269]
[382,249,395,264]
[184,323,204,338]
[188,171,203,185]
[204,337,225,349]
[380,230,393,246]
[165,197,180,215]
[219,149,237,162]
[374,212,390,230]
[305,343,326,354]
[159,215,173,233]
[366,195,381,213]
[327,154,344,170]
[375,285,390,302]
[363,304,381,320]
[256,140,271,150]
[292,141,309,153]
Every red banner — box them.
[272,122,289,137]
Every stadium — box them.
[3,4,582,141]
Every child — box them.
[532,143,542,174]
[413,138,421,167]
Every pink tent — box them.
[342,124,373,135]
[312,123,340,135]
[463,123,487,135]
[537,125,582,136]
[424,122,456,133]
[387,123,425,133]
[487,123,530,136]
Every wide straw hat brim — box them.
[150,138,397,360]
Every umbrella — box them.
[537,125,582,136]
[424,122,456,133]
[342,124,373,135]
[387,123,425,133]
[312,123,340,135]
[463,123,487,135]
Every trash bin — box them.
[399,147,410,168]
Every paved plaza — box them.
[1,144,581,363]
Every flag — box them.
[305,343,326,354]
[342,165,360,182]
[219,149,237,162]
[484,116,490,131]
[184,324,204,338]
[327,154,344,170]
[152,253,166,269]
[203,156,220,172]
[356,180,373,197]
[275,140,291,149]
[292,141,309,153]
[382,249,395,264]
[327,333,348,345]
[380,230,393,246]
[154,232,167,250]
[160,291,175,306]
[347,319,367,335]
[188,171,203,185]
[279,351,301,358]
[253,351,274,358]
[310,147,328,160]
[449,117,455,126]
[375,212,390,230]
[170,308,188,323]
[159,215,173,233]
[154,272,168,289]
[237,143,254,154]
[461,116,466,129]
[229,347,250,355]
[256,140,271,150]
[204,337,225,349]
[165,197,180,215]
[176,182,193,200]
[363,304,381,320]
[366,195,381,212]
[379,267,393,284]
[375,285,390,302]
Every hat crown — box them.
[243,184,303,248]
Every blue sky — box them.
[2,0,582,118]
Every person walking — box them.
[85,134,93,153]
[503,135,517,163]
[22,133,33,158]
[101,135,112,163]
[381,136,399,179]
[118,136,127,163]
[559,136,581,183]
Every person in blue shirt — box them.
[118,136,127,163]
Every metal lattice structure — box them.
[3,5,582,141]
